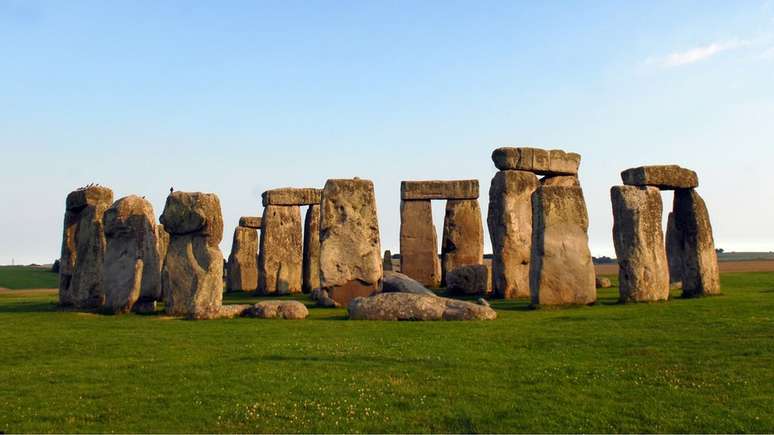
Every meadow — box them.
[0,267,772,433]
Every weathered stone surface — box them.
[487,170,539,298]
[156,224,169,272]
[401,180,479,200]
[348,292,497,321]
[530,186,596,305]
[160,192,224,318]
[665,212,684,284]
[320,179,382,306]
[595,277,612,288]
[238,216,262,229]
[672,189,720,297]
[399,200,441,287]
[259,205,302,294]
[242,300,309,319]
[310,288,340,307]
[446,264,490,295]
[541,175,580,187]
[441,199,484,285]
[302,204,321,293]
[492,147,581,175]
[611,186,670,302]
[262,188,322,206]
[59,186,114,308]
[382,271,436,297]
[382,250,394,271]
[101,195,161,314]
[621,165,698,190]
[226,226,259,292]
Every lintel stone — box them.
[400,180,479,200]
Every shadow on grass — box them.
[0,301,59,314]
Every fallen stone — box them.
[441,199,484,285]
[382,271,436,297]
[492,147,581,175]
[348,292,497,321]
[259,205,302,294]
[102,195,161,314]
[621,165,698,190]
[226,226,259,292]
[59,186,114,308]
[530,186,596,305]
[262,188,322,206]
[399,200,441,287]
[672,189,721,297]
[239,216,262,229]
[302,204,321,293]
[595,277,612,288]
[611,186,670,302]
[311,288,341,307]
[242,300,309,319]
[401,180,479,200]
[446,264,490,296]
[160,192,224,318]
[320,179,382,306]
[487,170,538,298]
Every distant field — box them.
[0,266,58,290]
[594,259,774,276]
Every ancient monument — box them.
[319,178,382,306]
[302,204,321,293]
[488,147,596,305]
[101,195,161,314]
[399,180,482,288]
[226,216,261,292]
[259,188,321,294]
[615,165,720,298]
[58,186,114,308]
[159,191,225,318]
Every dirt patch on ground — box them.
[595,260,774,276]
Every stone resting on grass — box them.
[347,292,496,321]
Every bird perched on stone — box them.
[170,187,174,194]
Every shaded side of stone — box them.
[399,200,441,287]
[673,189,720,297]
[441,199,484,286]
[226,226,259,292]
[302,204,321,293]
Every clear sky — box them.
[1,0,773,265]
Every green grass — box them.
[0,266,59,289]
[0,272,772,433]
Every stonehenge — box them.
[159,191,225,318]
[101,195,161,314]
[319,178,383,306]
[615,165,720,299]
[226,216,260,292]
[399,180,482,288]
[258,188,320,294]
[302,204,321,293]
[348,293,497,321]
[59,186,114,308]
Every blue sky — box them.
[1,0,773,264]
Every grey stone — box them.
[621,165,698,190]
[262,188,322,206]
[401,180,479,200]
[382,271,436,296]
[226,226,259,292]
[347,292,497,321]
[259,205,302,294]
[672,189,721,297]
[446,264,490,296]
[441,199,484,285]
[302,204,321,293]
[400,200,441,287]
[492,147,581,175]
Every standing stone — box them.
[59,186,114,308]
[530,186,596,305]
[441,199,484,285]
[487,170,539,298]
[160,192,224,318]
[400,200,441,287]
[102,195,160,313]
[320,179,382,306]
[226,226,259,292]
[156,224,170,272]
[259,205,302,294]
[382,250,394,272]
[302,204,321,293]
[611,186,670,302]
[673,189,721,297]
[665,212,683,285]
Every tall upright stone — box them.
[226,226,259,292]
[611,186,670,302]
[399,200,441,287]
[302,204,321,293]
[320,178,382,306]
[382,250,394,272]
[156,224,170,273]
[160,192,224,318]
[259,205,302,294]
[665,212,684,285]
[672,189,721,297]
[102,195,161,313]
[441,199,484,285]
[487,170,539,298]
[59,186,114,308]
[530,185,596,305]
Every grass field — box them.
[0,268,772,433]
[0,266,58,290]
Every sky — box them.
[1,0,773,265]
